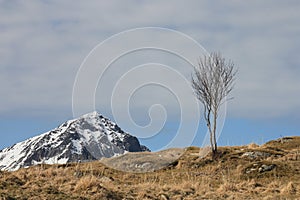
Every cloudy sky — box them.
[1,0,300,151]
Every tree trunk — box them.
[211,111,218,159]
[210,129,214,157]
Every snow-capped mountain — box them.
[0,111,150,171]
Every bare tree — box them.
[192,52,237,158]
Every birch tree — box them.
[192,52,237,158]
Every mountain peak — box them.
[80,111,101,119]
[0,112,150,171]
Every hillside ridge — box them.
[0,136,299,199]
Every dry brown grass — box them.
[74,175,100,192]
[248,142,260,149]
[0,136,299,199]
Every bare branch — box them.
[191,52,237,158]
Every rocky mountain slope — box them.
[0,111,149,171]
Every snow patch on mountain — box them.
[0,111,150,171]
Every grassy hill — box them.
[0,136,299,200]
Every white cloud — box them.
[0,0,300,121]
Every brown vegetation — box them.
[0,136,299,199]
